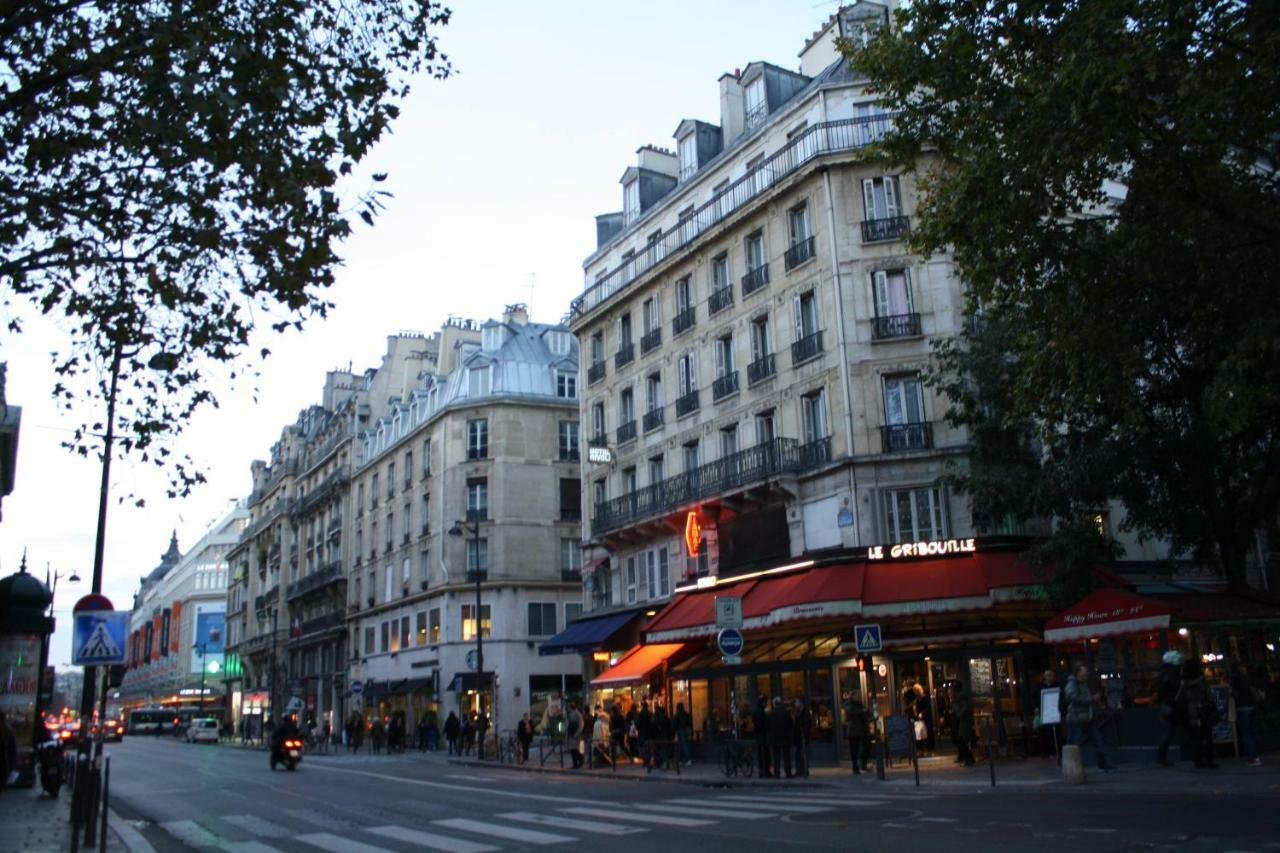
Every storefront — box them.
[363,676,437,728]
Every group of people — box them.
[1156,655,1265,768]
[841,681,978,774]
[441,710,487,755]
[572,698,694,770]
[739,695,813,779]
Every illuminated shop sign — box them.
[588,447,613,464]
[684,512,702,558]
[867,538,977,560]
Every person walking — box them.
[609,702,627,761]
[516,712,535,764]
[1176,660,1218,769]
[1231,661,1263,767]
[912,683,934,756]
[792,698,812,778]
[752,695,772,777]
[444,711,460,755]
[566,701,584,769]
[462,714,477,755]
[766,697,794,778]
[1065,665,1115,771]
[592,707,613,768]
[1156,651,1186,765]
[842,692,870,774]
[674,702,693,767]
[370,717,385,754]
[949,682,977,767]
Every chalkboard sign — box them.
[1211,685,1234,745]
[885,715,914,758]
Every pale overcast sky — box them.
[0,0,846,666]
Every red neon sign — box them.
[684,512,702,558]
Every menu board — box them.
[1211,685,1234,744]
[970,658,993,696]
[884,714,914,758]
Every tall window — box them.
[756,409,776,444]
[720,424,739,457]
[560,538,582,573]
[565,602,584,625]
[558,420,579,460]
[678,133,697,181]
[788,203,810,246]
[623,179,640,224]
[528,603,557,636]
[423,438,432,476]
[745,77,767,128]
[872,269,914,318]
[642,297,661,333]
[619,388,635,424]
[399,616,410,651]
[862,176,902,220]
[794,290,819,340]
[622,466,637,494]
[559,478,579,520]
[379,622,389,653]
[466,478,488,519]
[626,556,638,604]
[745,231,765,272]
[802,389,828,442]
[466,537,489,573]
[404,451,412,485]
[677,351,697,396]
[884,375,926,426]
[429,608,441,643]
[590,332,604,365]
[714,333,735,377]
[467,365,491,397]
[645,372,663,412]
[556,370,577,399]
[646,547,670,599]
[416,611,427,646]
[648,454,664,484]
[619,313,633,346]
[750,314,772,360]
[711,253,730,293]
[884,487,947,543]
[683,440,699,472]
[593,479,607,508]
[461,604,492,640]
[675,277,693,314]
[591,402,606,439]
[466,418,489,459]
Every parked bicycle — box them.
[719,738,755,777]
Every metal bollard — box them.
[1060,743,1086,784]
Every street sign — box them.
[854,623,883,653]
[72,610,128,665]
[722,654,742,665]
[73,593,113,613]
[466,649,480,670]
[350,680,364,696]
[715,596,742,629]
[716,628,744,657]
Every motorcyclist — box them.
[272,714,301,756]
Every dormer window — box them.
[678,134,697,181]
[467,365,491,397]
[482,324,503,351]
[546,330,570,356]
[556,370,577,400]
[745,78,767,129]
[624,179,640,225]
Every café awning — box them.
[590,643,684,687]
[538,609,640,656]
[446,671,495,692]
[1044,588,1171,643]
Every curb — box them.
[109,808,155,853]
[444,757,848,788]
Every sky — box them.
[0,0,848,667]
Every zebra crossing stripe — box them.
[220,814,291,837]
[433,817,576,845]
[284,808,351,831]
[365,824,500,853]
[634,803,776,820]
[160,820,221,848]
[297,832,399,853]
[705,797,831,813]
[499,811,648,836]
[561,807,714,827]
[221,842,284,853]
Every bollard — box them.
[1060,743,1086,784]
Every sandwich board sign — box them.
[72,595,127,666]
[853,623,883,654]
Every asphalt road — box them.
[105,737,1279,852]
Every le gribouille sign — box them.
[867,537,977,561]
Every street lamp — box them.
[448,519,486,759]
[47,562,82,616]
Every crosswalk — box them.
[156,790,933,851]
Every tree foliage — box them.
[1,0,450,497]
[848,0,1280,588]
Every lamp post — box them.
[448,519,486,759]
[257,606,278,743]
[38,562,79,726]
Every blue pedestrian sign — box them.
[717,628,744,657]
[72,610,128,665]
[853,623,882,654]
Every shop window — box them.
[429,608,441,644]
[461,604,491,641]
[416,611,427,646]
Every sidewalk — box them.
[0,783,131,853]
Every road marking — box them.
[919,817,957,823]
[306,763,567,804]
[561,807,713,827]
[499,811,648,836]
[1073,828,1118,834]
[707,797,830,813]
[434,818,575,845]
[365,825,499,853]
[220,814,290,837]
[284,808,351,831]
[634,803,775,820]
[758,794,913,806]
[445,774,498,782]
[222,843,284,853]
[109,808,156,853]
[160,820,222,848]
[297,833,398,853]
[882,822,912,828]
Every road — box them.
[105,737,1278,852]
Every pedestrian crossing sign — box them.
[72,610,129,665]
[853,623,882,653]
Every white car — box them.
[186,718,220,744]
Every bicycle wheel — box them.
[739,748,755,777]
[720,745,736,777]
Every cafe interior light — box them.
[1177,627,1189,637]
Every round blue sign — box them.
[717,628,744,657]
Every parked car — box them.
[186,718,220,744]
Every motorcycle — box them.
[270,737,303,771]
[36,737,64,798]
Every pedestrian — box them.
[792,698,812,778]
[240,716,248,745]
[767,697,794,778]
[609,702,626,760]
[370,717,385,754]
[592,706,613,768]
[912,683,933,756]
[673,702,693,767]
[444,711,460,755]
[0,710,17,793]
[1155,651,1186,766]
[949,682,977,767]
[753,695,772,777]
[842,691,870,775]
[650,705,673,770]
[417,715,428,752]
[1175,660,1218,769]
[462,714,476,755]
[1230,661,1262,767]
[1065,665,1115,771]
[426,715,440,751]
[566,701,585,769]
[517,712,534,763]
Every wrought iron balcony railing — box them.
[589,433,608,448]
[713,371,739,401]
[791,330,823,365]
[640,327,662,355]
[747,353,776,384]
[784,236,816,271]
[799,436,832,469]
[872,313,922,340]
[741,264,770,296]
[617,420,637,444]
[466,507,488,523]
[288,610,345,642]
[861,215,911,243]
[672,307,696,336]
[643,408,664,432]
[587,361,606,385]
[559,446,580,462]
[675,389,700,417]
[614,343,634,369]
[881,422,934,452]
[708,285,734,316]
[286,561,344,602]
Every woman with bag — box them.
[1065,665,1116,771]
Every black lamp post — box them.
[448,519,486,759]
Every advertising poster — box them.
[0,634,43,783]
[190,605,226,674]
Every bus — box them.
[127,708,173,735]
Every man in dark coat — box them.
[949,682,977,767]
[752,695,772,777]
[792,699,813,777]
[443,711,461,755]
[842,692,870,774]
[767,697,794,778]
[1155,651,1185,765]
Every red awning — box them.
[642,579,758,642]
[590,643,684,687]
[861,550,1038,617]
[743,563,864,629]
[1044,588,1172,643]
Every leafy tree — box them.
[1,0,452,498]
[847,0,1280,590]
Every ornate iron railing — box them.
[791,330,823,365]
[881,422,934,452]
[860,215,910,243]
[713,371,739,401]
[672,307,696,336]
[614,343,634,369]
[741,264,770,296]
[872,313,921,340]
[675,389,700,417]
[784,236,816,271]
[747,353,776,384]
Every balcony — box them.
[784,236,816,271]
[675,389,700,418]
[640,327,662,355]
[747,353,776,384]
[287,561,345,602]
[420,523,430,539]
[741,264,770,296]
[791,330,823,365]
[587,361,606,385]
[402,533,411,545]
[616,420,637,444]
[466,507,488,523]
[592,437,827,534]
[861,215,911,243]
[288,610,345,643]
[672,307,696,336]
[559,445,580,462]
[642,408,664,432]
[872,313,922,341]
[799,436,832,469]
[708,285,734,316]
[881,422,934,452]
[614,343,635,369]
[712,371,739,401]
[589,433,608,449]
